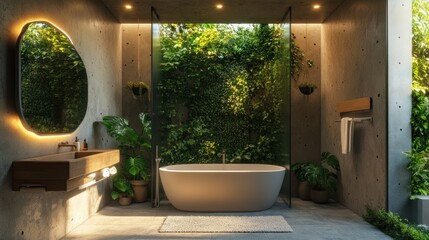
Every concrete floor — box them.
[62,198,391,240]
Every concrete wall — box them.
[321,0,387,215]
[0,0,122,239]
[387,0,413,220]
[122,24,152,126]
[291,24,322,197]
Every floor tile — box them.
[62,198,392,240]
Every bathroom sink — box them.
[12,149,120,191]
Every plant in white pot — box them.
[305,152,340,204]
[101,112,152,203]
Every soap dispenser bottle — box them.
[82,139,88,151]
[75,137,81,151]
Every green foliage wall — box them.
[412,0,429,91]
[158,24,290,166]
[410,0,429,195]
[364,207,429,239]
[412,0,429,149]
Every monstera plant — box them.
[101,112,151,203]
[305,152,340,203]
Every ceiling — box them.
[101,0,345,24]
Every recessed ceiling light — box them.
[216,4,223,9]
[313,4,321,9]
[125,4,133,10]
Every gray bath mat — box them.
[159,215,293,233]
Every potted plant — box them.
[111,175,134,206]
[127,81,149,96]
[101,112,152,203]
[291,162,312,200]
[305,152,340,203]
[125,156,150,202]
[298,82,317,95]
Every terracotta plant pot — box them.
[130,180,149,203]
[118,196,132,206]
[298,181,311,200]
[310,189,330,204]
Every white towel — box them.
[341,117,353,154]
[341,118,350,154]
[348,119,354,153]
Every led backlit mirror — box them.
[17,22,87,134]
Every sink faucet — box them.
[58,141,77,150]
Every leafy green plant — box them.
[364,207,429,240]
[111,175,134,200]
[411,88,429,153]
[101,113,151,151]
[408,0,429,199]
[127,81,149,89]
[101,113,151,181]
[305,152,340,193]
[405,151,429,197]
[321,151,340,171]
[229,136,278,164]
[158,24,295,167]
[290,33,305,83]
[125,156,149,181]
[412,0,429,90]
[291,162,313,182]
[126,81,149,96]
[409,0,429,198]
[161,119,217,165]
[306,59,314,68]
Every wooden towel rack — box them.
[335,97,372,113]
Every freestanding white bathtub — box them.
[159,164,285,212]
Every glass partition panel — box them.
[151,7,161,207]
[279,8,292,207]
[153,21,291,207]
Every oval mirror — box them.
[17,22,88,134]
